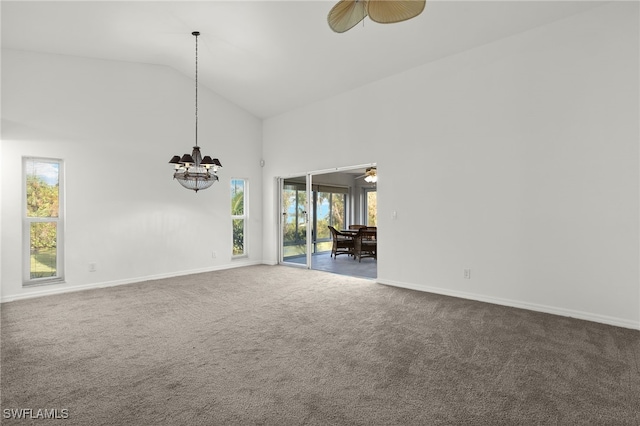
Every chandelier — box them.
[169,31,222,192]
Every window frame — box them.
[23,157,65,286]
[231,178,248,258]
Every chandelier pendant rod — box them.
[194,31,199,149]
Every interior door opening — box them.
[278,164,377,279]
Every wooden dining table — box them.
[341,228,377,261]
[340,228,377,239]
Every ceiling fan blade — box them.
[327,0,368,33]
[367,0,426,24]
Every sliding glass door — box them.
[279,177,350,264]
[280,177,309,266]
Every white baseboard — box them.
[1,260,263,303]
[377,278,640,331]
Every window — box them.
[231,179,247,257]
[364,188,377,226]
[24,158,64,285]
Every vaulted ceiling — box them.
[2,1,606,119]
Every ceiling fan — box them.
[327,0,426,33]
[356,167,378,183]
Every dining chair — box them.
[354,228,377,262]
[328,226,355,258]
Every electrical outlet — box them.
[463,268,471,279]
[89,262,97,272]
[212,251,217,259]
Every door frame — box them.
[277,163,376,270]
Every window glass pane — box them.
[231,179,244,215]
[30,222,57,279]
[282,187,306,256]
[232,219,244,255]
[295,197,306,241]
[316,192,330,239]
[367,191,377,226]
[231,179,247,257]
[331,193,345,230]
[26,160,59,218]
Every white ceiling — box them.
[2,1,606,119]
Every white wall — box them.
[1,49,263,300]
[263,3,640,328]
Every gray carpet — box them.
[1,265,639,425]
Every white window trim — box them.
[23,157,65,286]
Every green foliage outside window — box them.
[231,180,245,256]
[27,175,59,251]
[30,225,57,278]
[232,218,244,256]
[27,175,59,218]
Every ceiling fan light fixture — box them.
[358,167,377,183]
